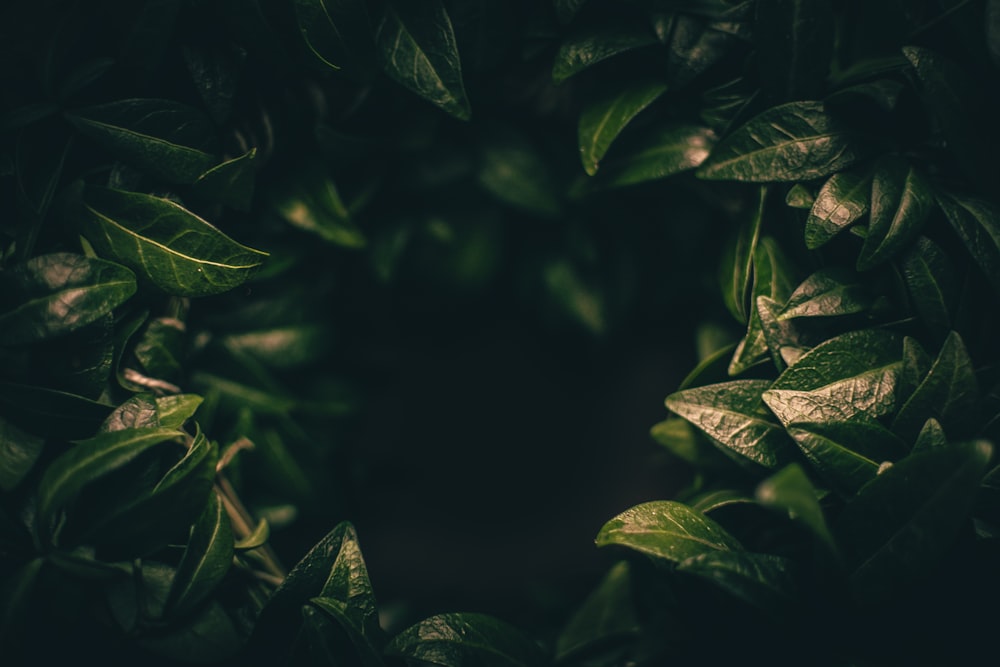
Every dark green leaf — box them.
[309,598,385,667]
[222,324,330,369]
[0,382,114,440]
[0,558,44,653]
[192,148,258,212]
[0,416,44,492]
[66,99,218,184]
[133,316,186,382]
[234,518,269,550]
[784,184,814,209]
[804,166,871,249]
[578,79,668,176]
[768,329,902,395]
[29,314,114,399]
[677,551,797,615]
[936,191,1000,294]
[756,295,809,369]
[294,0,376,77]
[555,561,639,661]
[35,426,184,544]
[664,15,735,88]
[719,186,765,324]
[756,463,837,554]
[166,490,234,618]
[778,268,873,320]
[899,336,933,401]
[478,127,561,217]
[376,0,470,120]
[554,0,589,24]
[913,418,947,453]
[591,123,716,188]
[596,500,743,562]
[697,101,872,182]
[754,0,833,102]
[857,156,934,270]
[0,253,136,346]
[81,186,268,297]
[552,21,658,84]
[156,394,203,429]
[386,612,548,667]
[835,440,993,604]
[679,340,737,390]
[14,125,73,259]
[901,236,958,339]
[689,488,757,514]
[268,163,366,248]
[891,331,980,443]
[650,417,732,470]
[667,379,795,469]
[181,42,246,124]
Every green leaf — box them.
[756,295,810,370]
[596,500,743,562]
[768,329,902,395]
[165,490,234,618]
[234,518,269,550]
[913,418,947,453]
[856,156,934,271]
[936,191,1000,294]
[376,0,470,120]
[66,98,218,184]
[35,426,185,544]
[222,325,330,369]
[676,551,798,615]
[294,0,376,77]
[308,598,385,667]
[591,123,716,188]
[80,186,268,297]
[578,79,668,176]
[664,15,736,88]
[899,336,933,401]
[719,186,766,324]
[666,379,796,469]
[650,417,732,470]
[552,21,658,84]
[133,316,186,382]
[834,440,993,604]
[754,0,833,102]
[697,101,871,182]
[804,166,871,249]
[268,163,366,248]
[99,393,160,432]
[784,184,814,209]
[901,236,958,339]
[192,148,258,212]
[156,394,204,429]
[778,268,873,320]
[555,0,589,23]
[0,558,44,653]
[385,612,547,667]
[0,382,114,440]
[181,42,246,124]
[0,416,45,492]
[688,489,757,514]
[478,126,561,217]
[756,463,837,554]
[891,331,980,443]
[555,561,639,661]
[0,253,136,346]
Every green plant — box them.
[2,0,1000,665]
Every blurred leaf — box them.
[665,15,737,88]
[936,191,1000,295]
[778,268,872,320]
[192,148,258,212]
[376,0,470,120]
[554,0,589,24]
[386,612,547,667]
[181,41,246,124]
[756,463,837,555]
[835,440,992,604]
[667,379,795,469]
[591,123,716,188]
[784,184,814,209]
[697,101,872,182]
[99,393,160,433]
[309,598,384,667]
[555,561,639,662]
[81,186,268,297]
[901,237,958,339]
[578,79,668,176]
[754,0,833,102]
[294,0,376,77]
[0,382,114,440]
[166,490,234,618]
[596,500,743,562]
[0,558,44,654]
[0,416,44,492]
[676,551,797,615]
[478,127,561,217]
[0,253,136,346]
[269,164,366,248]
[66,99,218,184]
[552,21,658,84]
[650,417,732,470]
[804,166,871,250]
[856,156,933,271]
[234,518,269,550]
[222,324,329,369]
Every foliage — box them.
[2,0,1000,665]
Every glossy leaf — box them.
[156,394,204,429]
[552,21,658,84]
[756,295,809,370]
[804,167,871,249]
[689,489,757,515]
[578,79,668,176]
[165,490,234,618]
[913,418,947,453]
[756,463,837,554]
[99,393,160,432]
[596,500,742,562]
[697,101,871,182]
[891,331,979,443]
[856,156,933,271]
[376,0,470,120]
[386,612,546,667]
[66,98,218,184]
[555,561,639,661]
[835,440,993,604]
[778,268,872,320]
[676,551,797,615]
[937,191,1000,294]
[35,426,184,543]
[192,148,258,212]
[81,186,268,297]
[0,416,44,492]
[754,0,833,102]
[667,379,795,469]
[768,329,902,394]
[901,237,958,339]
[592,123,716,188]
[0,253,136,346]
[294,0,376,77]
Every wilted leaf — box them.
[596,500,743,562]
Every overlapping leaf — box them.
[596,500,742,562]
[578,79,668,176]
[386,612,547,667]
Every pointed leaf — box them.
[901,236,958,339]
[592,123,716,188]
[857,156,934,270]
[478,127,561,217]
[784,184,814,209]
[81,186,268,297]
[697,101,871,182]
[317,522,382,647]
[899,336,933,401]
[676,551,797,615]
[309,598,385,667]
[552,21,658,84]
[936,191,1000,294]
[234,518,270,550]
[756,463,837,554]
[99,393,160,432]
[192,148,258,212]
[376,0,470,120]
[386,612,546,667]
[0,253,136,345]
[719,186,766,323]
[835,440,993,604]
[555,561,639,661]
[666,379,796,469]
[166,490,234,618]
[913,418,947,453]
[66,98,218,184]
[805,167,871,249]
[156,394,204,429]
[778,268,873,320]
[579,79,668,176]
[757,295,809,370]
[596,500,742,563]
[769,329,903,394]
[650,417,733,470]
[268,163,366,248]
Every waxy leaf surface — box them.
[804,167,871,249]
[596,500,742,562]
[578,79,668,176]
[386,612,546,667]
